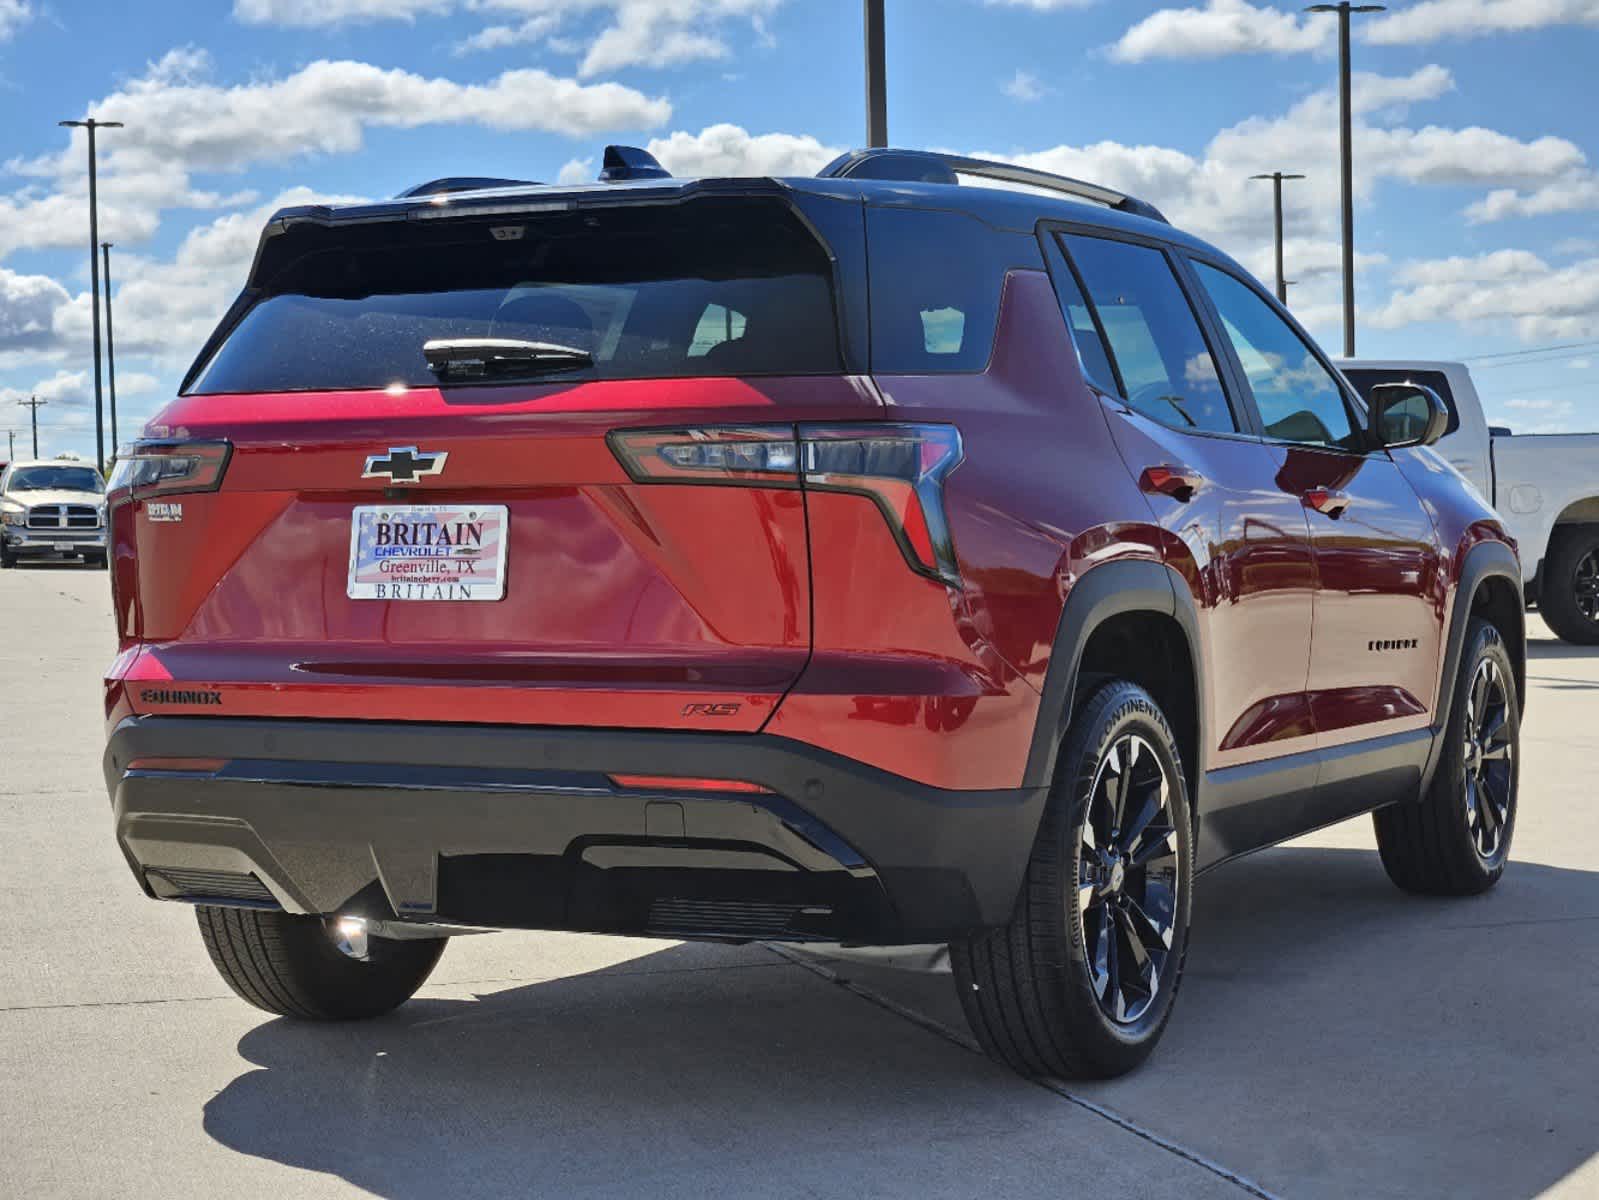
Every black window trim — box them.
[1176,249,1381,460]
[1035,218,1261,445]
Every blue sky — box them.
[1,0,1597,461]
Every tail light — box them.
[608,423,964,584]
[107,440,232,507]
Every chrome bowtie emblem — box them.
[363,447,447,484]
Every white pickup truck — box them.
[1339,359,1599,644]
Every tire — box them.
[1374,618,1520,895]
[86,552,108,570]
[952,681,1194,1079]
[0,550,13,569]
[196,906,446,1020]
[1539,526,1599,645]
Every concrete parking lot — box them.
[3,561,1596,1200]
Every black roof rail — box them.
[599,145,672,182]
[817,148,1169,224]
[397,176,538,199]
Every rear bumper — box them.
[105,717,1046,944]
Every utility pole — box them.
[58,116,123,474]
[1305,4,1384,357]
[17,395,46,459]
[864,0,887,147]
[5,428,13,460]
[101,242,119,453]
[1250,172,1306,305]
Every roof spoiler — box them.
[817,148,1168,224]
[396,176,538,198]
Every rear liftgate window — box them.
[189,198,844,394]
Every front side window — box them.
[1059,234,1236,435]
[1193,262,1362,451]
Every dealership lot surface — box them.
[3,562,1596,1200]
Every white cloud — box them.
[1371,251,1599,342]
[984,0,1097,9]
[1364,0,1599,45]
[0,0,31,41]
[1567,358,1593,370]
[0,268,71,355]
[1001,69,1053,102]
[643,123,842,177]
[453,14,559,54]
[233,0,452,25]
[557,156,595,184]
[1108,0,1329,62]
[238,0,784,76]
[0,49,669,261]
[1467,175,1599,222]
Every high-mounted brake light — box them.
[607,423,964,585]
[107,439,232,506]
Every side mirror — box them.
[1367,381,1448,449]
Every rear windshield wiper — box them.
[422,338,594,381]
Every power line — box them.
[1460,339,1599,365]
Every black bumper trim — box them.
[106,716,1047,943]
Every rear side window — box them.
[1341,368,1461,436]
[189,198,842,394]
[1059,234,1236,434]
[867,207,1043,373]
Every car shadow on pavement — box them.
[203,846,1599,1200]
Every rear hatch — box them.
[109,190,877,732]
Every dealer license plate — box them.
[347,505,508,601]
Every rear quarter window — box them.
[865,206,1043,374]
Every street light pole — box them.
[5,429,13,460]
[1305,4,1384,358]
[864,0,887,147]
[1250,172,1306,305]
[17,395,47,459]
[101,242,119,454]
[58,116,123,474]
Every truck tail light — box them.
[608,423,964,585]
[108,439,232,506]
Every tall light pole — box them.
[5,428,13,460]
[17,395,46,459]
[864,0,887,147]
[1250,172,1306,305]
[1305,4,1384,358]
[101,242,119,454]
[58,117,123,474]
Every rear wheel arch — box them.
[1422,539,1523,794]
[1025,560,1203,811]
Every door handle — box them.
[1303,488,1351,518]
[1139,465,1205,502]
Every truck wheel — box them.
[196,906,446,1020]
[951,681,1193,1079]
[1539,526,1599,645]
[1374,618,1519,895]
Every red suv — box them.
[103,147,1524,1078]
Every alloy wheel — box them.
[1574,549,1599,624]
[1462,656,1515,861]
[1076,733,1182,1025]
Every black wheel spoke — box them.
[1129,825,1178,868]
[1114,907,1155,995]
[1123,892,1174,951]
[1103,908,1123,1018]
[1121,778,1164,851]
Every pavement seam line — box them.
[765,943,1282,1200]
